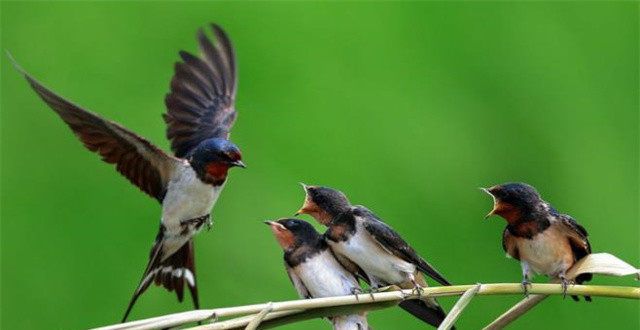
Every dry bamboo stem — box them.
[93,283,639,330]
[438,284,481,330]
[483,294,549,330]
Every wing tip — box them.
[6,50,23,73]
[6,51,34,83]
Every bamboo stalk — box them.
[438,284,481,330]
[244,302,273,330]
[92,284,639,330]
[188,310,302,330]
[483,294,549,330]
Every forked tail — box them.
[121,237,199,322]
[399,299,453,329]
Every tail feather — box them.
[571,272,593,302]
[121,238,199,322]
[399,299,452,329]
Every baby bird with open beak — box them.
[296,185,454,329]
[481,182,593,300]
[265,218,370,330]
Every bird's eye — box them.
[288,221,299,228]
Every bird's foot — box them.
[411,284,425,298]
[521,279,531,297]
[559,275,573,299]
[180,214,211,231]
[351,287,363,301]
[362,286,381,300]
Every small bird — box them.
[481,182,592,301]
[11,24,246,320]
[296,185,453,328]
[265,218,370,330]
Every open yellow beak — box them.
[480,187,498,219]
[295,200,313,216]
[295,183,314,216]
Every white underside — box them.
[294,250,360,297]
[517,229,572,277]
[160,163,223,259]
[329,220,416,286]
[293,250,368,330]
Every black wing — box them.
[11,57,180,203]
[355,206,451,286]
[557,214,592,301]
[332,250,370,284]
[164,24,238,158]
[502,227,520,260]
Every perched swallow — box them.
[265,219,369,330]
[482,182,592,301]
[11,24,246,320]
[296,185,453,329]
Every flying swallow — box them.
[11,24,246,320]
[296,185,453,328]
[265,218,370,330]
[481,182,592,301]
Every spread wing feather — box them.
[11,56,180,202]
[164,24,238,158]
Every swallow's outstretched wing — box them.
[164,24,238,158]
[11,57,181,202]
[354,206,452,286]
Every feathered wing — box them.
[397,272,450,328]
[355,206,451,286]
[11,58,180,202]
[122,236,199,322]
[557,214,592,301]
[164,24,238,158]
[331,249,370,284]
[502,228,520,260]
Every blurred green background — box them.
[1,2,638,329]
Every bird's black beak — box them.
[263,220,275,226]
[230,160,246,168]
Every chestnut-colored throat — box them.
[299,197,333,226]
[270,227,295,250]
[494,202,522,224]
[310,208,333,226]
[205,162,230,186]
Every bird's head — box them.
[189,138,245,185]
[295,184,351,226]
[264,218,320,250]
[481,182,542,223]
